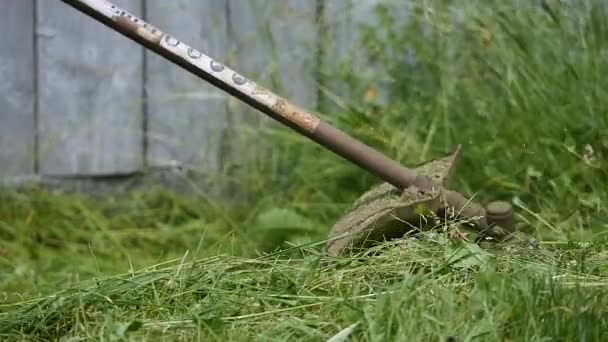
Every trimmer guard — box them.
[325,147,461,256]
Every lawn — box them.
[1,1,607,340]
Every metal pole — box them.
[58,0,435,191]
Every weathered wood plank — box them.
[0,0,35,177]
[145,0,229,173]
[37,0,143,175]
[321,0,412,109]
[228,0,318,110]
[223,0,318,181]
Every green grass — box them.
[1,0,608,340]
[0,212,606,340]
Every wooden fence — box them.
[0,0,397,187]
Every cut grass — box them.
[1,230,606,340]
[1,0,608,340]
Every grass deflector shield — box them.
[59,0,519,254]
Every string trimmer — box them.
[59,0,526,255]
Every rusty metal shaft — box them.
[59,0,434,191]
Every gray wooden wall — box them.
[0,0,396,186]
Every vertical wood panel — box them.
[322,0,412,110]
[145,0,228,173]
[228,0,318,110]
[224,0,318,181]
[0,0,35,177]
[37,0,143,175]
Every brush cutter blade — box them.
[325,147,461,256]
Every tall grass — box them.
[0,0,607,340]
[242,0,608,242]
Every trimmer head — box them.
[325,146,517,256]
[325,146,461,255]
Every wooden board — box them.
[321,0,412,110]
[145,0,229,174]
[37,0,143,175]
[224,0,318,179]
[0,0,36,177]
[228,0,318,111]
